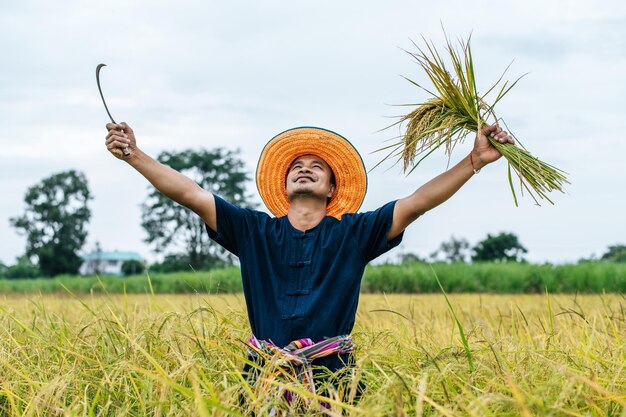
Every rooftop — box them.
[81,251,144,262]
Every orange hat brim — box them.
[256,127,367,220]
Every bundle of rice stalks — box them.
[379,34,569,206]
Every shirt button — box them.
[286,289,310,296]
[281,313,305,320]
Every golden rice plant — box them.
[380,34,569,205]
[1,293,623,416]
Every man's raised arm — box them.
[387,125,514,240]
[105,122,217,231]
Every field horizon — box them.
[1,261,624,295]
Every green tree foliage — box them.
[141,148,252,271]
[431,235,470,262]
[601,244,626,262]
[4,256,40,279]
[149,254,188,273]
[121,260,145,276]
[471,232,527,262]
[398,252,426,264]
[10,170,92,277]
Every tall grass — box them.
[1,262,624,294]
[0,267,243,294]
[0,293,623,415]
[361,262,626,294]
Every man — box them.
[105,123,513,403]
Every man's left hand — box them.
[471,125,515,170]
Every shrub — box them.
[121,260,145,276]
[4,256,40,279]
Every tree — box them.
[10,170,92,276]
[4,256,40,279]
[471,232,527,262]
[121,259,145,276]
[148,253,225,273]
[601,244,626,262]
[398,252,426,264]
[430,235,470,262]
[141,148,253,270]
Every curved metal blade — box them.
[96,63,116,124]
[96,64,129,156]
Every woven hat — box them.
[256,127,367,219]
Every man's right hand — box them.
[103,122,218,230]
[105,122,136,159]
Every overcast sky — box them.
[1,0,625,266]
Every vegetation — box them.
[471,232,527,262]
[377,34,569,205]
[0,262,624,294]
[148,253,219,274]
[141,148,253,270]
[1,256,40,279]
[363,261,625,294]
[601,244,626,262]
[0,293,622,415]
[430,235,470,262]
[9,170,92,276]
[121,259,146,276]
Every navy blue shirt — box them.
[206,195,403,369]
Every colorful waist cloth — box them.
[247,334,354,406]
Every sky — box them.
[1,0,625,266]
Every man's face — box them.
[285,155,335,203]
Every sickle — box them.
[96,64,130,156]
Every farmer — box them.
[104,123,513,402]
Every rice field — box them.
[0,292,624,416]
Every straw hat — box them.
[256,127,367,219]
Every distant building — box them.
[79,251,144,276]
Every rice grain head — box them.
[378,33,569,205]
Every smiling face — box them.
[285,154,336,204]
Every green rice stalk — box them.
[379,33,569,206]
[431,265,474,373]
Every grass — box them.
[3,262,625,294]
[361,262,626,294]
[0,293,624,415]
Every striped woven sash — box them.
[247,334,354,406]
